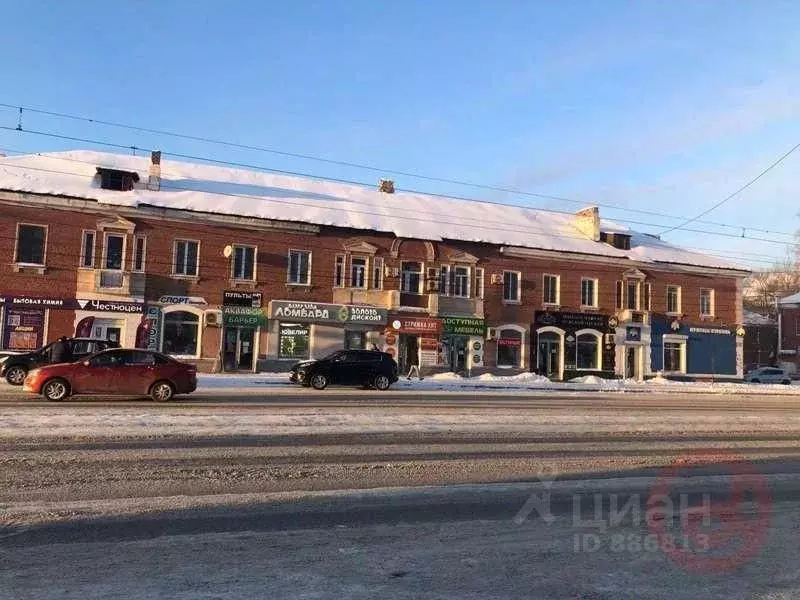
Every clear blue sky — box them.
[1,0,799,270]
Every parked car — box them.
[22,349,197,401]
[744,366,792,384]
[1,337,119,385]
[290,349,399,390]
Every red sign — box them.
[420,337,439,350]
[388,316,442,335]
[497,337,521,347]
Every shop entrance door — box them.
[537,332,560,379]
[398,334,419,375]
[92,319,124,344]
[625,346,639,380]
[223,327,255,371]
[446,336,468,373]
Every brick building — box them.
[0,150,749,380]
[777,293,800,374]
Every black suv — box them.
[1,337,120,385]
[290,350,399,390]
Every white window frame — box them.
[372,257,383,290]
[625,280,639,310]
[101,232,127,272]
[453,266,470,298]
[132,235,146,273]
[439,264,451,296]
[666,285,682,315]
[543,274,560,306]
[14,222,48,266]
[643,283,652,311]
[349,255,368,289]
[475,268,485,300]
[575,329,602,371]
[334,254,346,288]
[160,305,204,359]
[495,324,526,369]
[232,245,257,282]
[287,249,312,286]
[401,261,423,294]
[173,239,200,278]
[80,229,96,269]
[503,270,521,304]
[580,278,598,308]
[700,288,715,317]
[662,334,687,374]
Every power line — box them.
[1,101,797,240]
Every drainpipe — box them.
[776,296,782,358]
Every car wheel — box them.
[373,374,391,391]
[5,366,27,386]
[751,378,760,384]
[310,374,328,390]
[783,379,792,385]
[42,378,70,402]
[150,380,175,402]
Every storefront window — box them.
[345,330,366,350]
[279,323,310,359]
[576,332,600,370]
[162,311,199,356]
[664,342,683,372]
[497,329,522,367]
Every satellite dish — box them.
[223,245,233,258]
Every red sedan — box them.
[23,349,197,402]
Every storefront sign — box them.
[223,290,263,308]
[420,337,439,350]
[2,307,45,350]
[271,301,387,325]
[145,305,162,351]
[75,299,145,313]
[0,296,71,308]
[441,317,485,336]
[689,327,732,335]
[389,316,442,335]
[222,306,268,328]
[279,323,310,359]
[534,311,610,331]
[158,295,207,306]
[626,326,641,342]
[497,337,522,347]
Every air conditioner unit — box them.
[426,279,440,292]
[490,273,502,285]
[604,333,615,345]
[204,310,222,327]
[384,266,400,278]
[486,327,497,340]
[426,267,438,279]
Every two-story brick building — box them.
[0,150,749,380]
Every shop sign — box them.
[689,326,732,335]
[626,326,641,342]
[222,306,268,328]
[441,316,485,336]
[2,307,45,350]
[158,295,207,306]
[223,290,263,308]
[534,311,610,331]
[279,323,310,359]
[497,337,522,347]
[271,301,387,325]
[75,299,145,313]
[0,296,71,308]
[145,305,162,351]
[0,296,145,313]
[420,337,439,351]
[389,316,442,335]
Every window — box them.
[497,328,523,367]
[576,332,600,370]
[615,281,623,310]
[89,350,128,367]
[15,224,47,265]
[503,271,521,303]
[580,278,597,307]
[643,283,651,311]
[103,233,125,270]
[334,255,345,288]
[475,268,484,300]
[162,311,199,356]
[287,250,311,285]
[233,245,256,281]
[626,281,639,310]
[345,330,366,350]
[350,256,367,288]
[439,265,450,296]
[372,257,383,290]
[278,323,310,359]
[401,261,422,293]
[80,230,95,268]
[796,317,800,336]
[700,288,714,316]
[666,285,681,314]
[133,236,146,272]
[453,266,470,298]
[174,240,199,277]
[96,167,139,191]
[664,342,684,372]
[543,274,560,305]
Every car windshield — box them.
[320,351,346,361]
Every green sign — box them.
[441,316,485,336]
[222,306,268,327]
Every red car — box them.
[23,349,197,402]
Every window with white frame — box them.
[626,280,639,310]
[576,332,601,370]
[543,274,560,305]
[497,328,523,367]
[401,261,422,293]
[580,278,598,307]
[334,255,345,287]
[287,250,311,285]
[372,257,383,289]
[103,233,125,270]
[350,256,367,288]
[439,265,450,296]
[80,230,95,268]
[233,245,256,281]
[173,240,199,277]
[663,337,686,373]
[700,288,714,316]
[503,271,521,303]
[162,310,200,357]
[132,236,146,272]
[644,283,651,311]
[15,224,47,265]
[666,285,681,314]
[453,266,470,298]
[475,268,484,299]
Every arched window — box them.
[576,331,601,370]
[163,310,200,356]
[497,328,523,367]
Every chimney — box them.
[379,179,395,194]
[147,150,161,191]
[574,206,600,241]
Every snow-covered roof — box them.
[743,310,776,325]
[0,150,747,272]
[779,292,800,305]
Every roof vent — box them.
[379,179,395,194]
[600,231,631,250]
[97,167,139,191]
[147,150,161,191]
